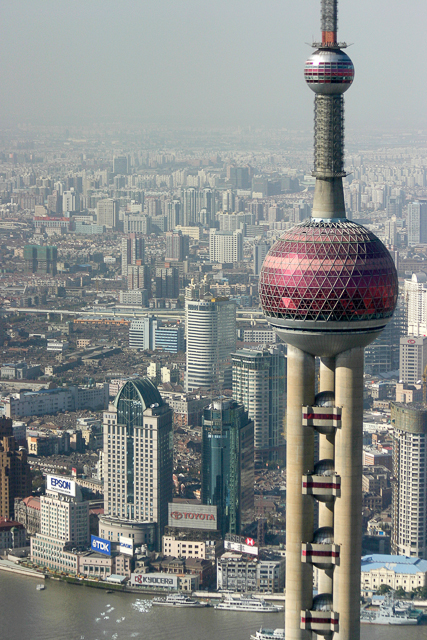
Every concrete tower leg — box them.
[318,356,335,594]
[285,345,315,640]
[334,347,364,640]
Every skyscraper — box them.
[408,201,427,246]
[259,3,398,640]
[405,272,427,336]
[185,297,236,392]
[209,229,243,264]
[97,198,119,230]
[202,398,254,536]
[399,336,427,385]
[101,378,173,549]
[391,403,427,559]
[232,348,286,465]
[165,230,189,262]
[0,417,31,519]
[253,240,271,276]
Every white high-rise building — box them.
[97,198,119,230]
[102,378,173,548]
[399,335,427,385]
[62,189,77,216]
[232,348,286,464]
[209,229,243,263]
[391,403,427,559]
[30,475,90,571]
[405,272,427,336]
[39,482,89,546]
[129,317,158,351]
[185,297,236,392]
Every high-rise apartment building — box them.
[391,403,427,559]
[155,267,179,299]
[102,378,173,548]
[127,264,151,293]
[399,336,427,385]
[121,233,145,276]
[113,155,128,175]
[408,201,427,246]
[405,272,427,336]
[209,229,243,264]
[185,297,236,392]
[97,199,119,230]
[182,187,197,226]
[201,398,254,536]
[165,231,189,262]
[0,417,31,519]
[253,240,271,276]
[232,348,286,464]
[62,189,78,216]
[166,200,181,230]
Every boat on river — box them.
[215,594,284,613]
[360,593,422,625]
[152,593,209,608]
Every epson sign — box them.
[46,475,76,497]
[91,535,111,556]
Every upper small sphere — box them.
[305,48,354,94]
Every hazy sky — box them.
[1,0,426,131]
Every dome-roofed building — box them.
[100,377,173,551]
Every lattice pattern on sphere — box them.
[259,220,398,323]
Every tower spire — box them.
[304,0,354,219]
[321,0,338,45]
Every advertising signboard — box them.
[131,573,178,589]
[91,535,111,556]
[119,536,134,556]
[46,474,76,497]
[168,503,217,530]
[224,540,259,556]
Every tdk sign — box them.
[46,474,76,497]
[91,535,111,556]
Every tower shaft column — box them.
[334,347,364,640]
[285,346,315,640]
[318,356,335,595]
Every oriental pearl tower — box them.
[259,2,398,640]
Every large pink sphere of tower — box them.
[259,219,398,357]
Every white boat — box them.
[215,594,284,613]
[360,593,422,625]
[152,593,209,608]
[36,584,45,591]
[250,628,285,640]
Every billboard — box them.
[91,535,111,556]
[119,536,134,556]
[131,573,178,589]
[46,475,76,497]
[168,503,217,530]
[224,540,259,556]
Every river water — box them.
[2,572,427,640]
